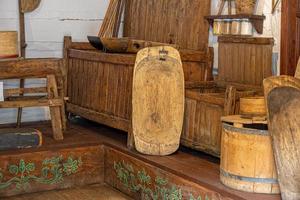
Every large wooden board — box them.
[264,76,300,200]
[218,36,274,86]
[123,0,211,51]
[132,46,184,155]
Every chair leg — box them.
[47,75,64,140]
[49,106,64,140]
[57,77,67,130]
[127,123,135,150]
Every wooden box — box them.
[65,38,213,133]
[64,0,213,146]
[181,36,274,157]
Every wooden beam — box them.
[66,103,130,132]
[280,0,298,75]
[4,87,47,97]
[0,98,63,108]
[0,59,62,79]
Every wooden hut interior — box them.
[0,0,299,199]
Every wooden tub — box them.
[220,115,279,194]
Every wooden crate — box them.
[64,37,213,146]
[182,82,259,156]
[181,36,274,157]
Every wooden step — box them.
[6,184,132,200]
[0,121,281,200]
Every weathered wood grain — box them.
[65,37,213,147]
[220,116,279,194]
[264,75,300,200]
[0,58,63,79]
[218,36,274,86]
[123,0,211,51]
[132,46,184,155]
[182,85,255,157]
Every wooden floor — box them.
[6,184,131,200]
[0,119,281,200]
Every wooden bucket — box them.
[0,31,18,59]
[235,0,257,14]
[132,46,184,156]
[220,115,280,194]
[240,96,266,116]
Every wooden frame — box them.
[280,0,298,75]
[0,58,66,140]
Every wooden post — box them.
[47,75,64,140]
[17,0,26,127]
[127,123,135,150]
[224,86,236,116]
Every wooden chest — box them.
[64,38,213,137]
[181,36,274,157]
[64,0,213,146]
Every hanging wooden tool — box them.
[132,46,184,155]
[17,0,41,127]
[264,76,300,200]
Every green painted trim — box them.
[0,156,82,191]
[114,161,210,200]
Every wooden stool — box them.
[0,58,66,140]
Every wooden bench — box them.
[0,58,66,140]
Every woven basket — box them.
[236,0,257,14]
[0,31,18,58]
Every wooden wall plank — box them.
[123,0,211,51]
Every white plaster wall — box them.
[0,0,281,124]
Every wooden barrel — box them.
[132,46,184,155]
[0,31,18,59]
[240,96,266,116]
[220,115,280,194]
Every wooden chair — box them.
[0,58,66,140]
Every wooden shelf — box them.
[205,14,266,34]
